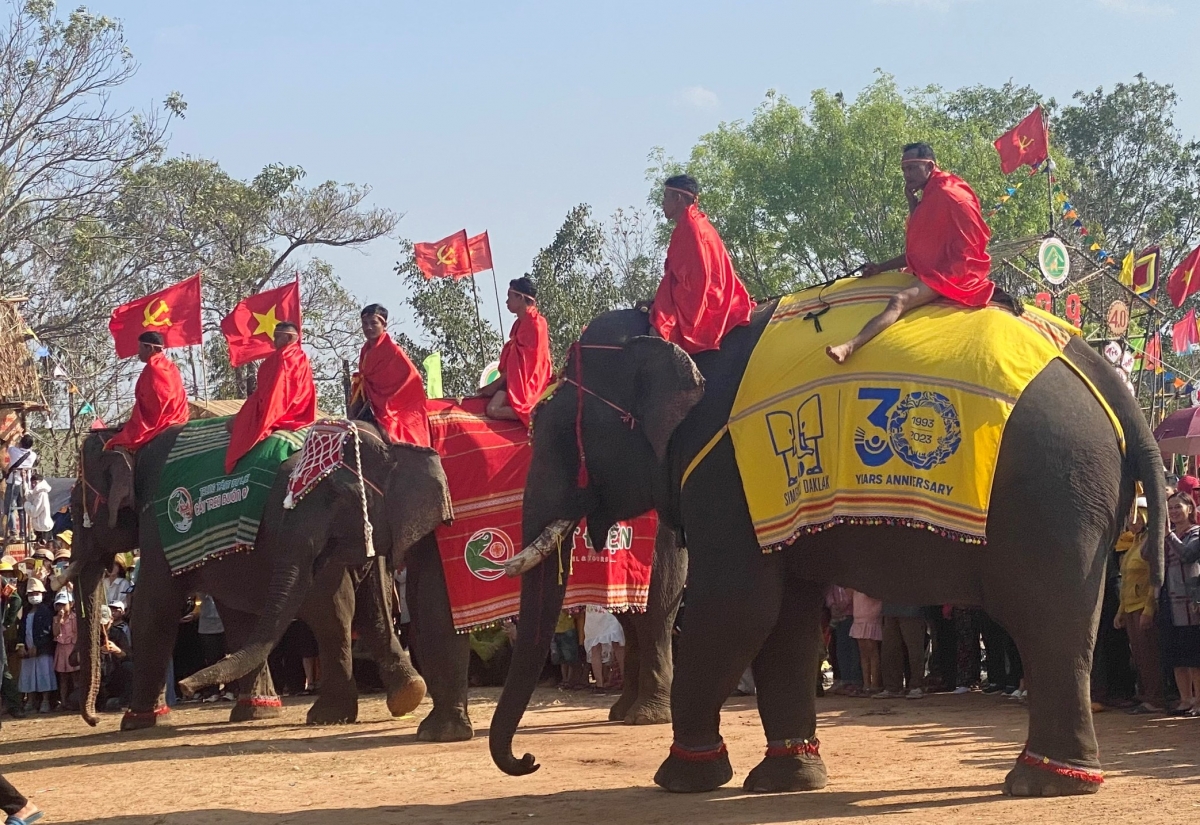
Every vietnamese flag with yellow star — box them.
[413,230,473,279]
[1167,245,1200,308]
[109,273,203,358]
[220,280,302,367]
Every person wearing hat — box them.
[348,304,430,447]
[52,589,78,712]
[16,577,56,713]
[105,331,190,453]
[481,277,551,426]
[101,599,132,711]
[224,321,317,473]
[647,173,754,355]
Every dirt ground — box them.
[1,688,1197,825]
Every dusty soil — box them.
[1,688,1197,824]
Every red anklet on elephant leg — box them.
[669,742,728,762]
[765,737,820,758]
[122,706,170,722]
[237,696,283,708]
[1017,745,1104,784]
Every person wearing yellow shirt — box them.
[1114,498,1164,714]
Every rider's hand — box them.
[861,263,883,278]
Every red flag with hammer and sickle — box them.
[108,273,204,358]
[1167,245,1200,308]
[994,106,1049,175]
[414,230,473,279]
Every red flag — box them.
[1167,246,1200,308]
[108,274,203,358]
[220,281,302,368]
[1144,333,1164,373]
[414,230,472,279]
[1132,245,1160,296]
[1173,309,1199,354]
[994,106,1049,175]
[468,231,493,273]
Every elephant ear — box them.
[625,336,705,460]
[382,444,454,567]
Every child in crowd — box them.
[583,605,624,691]
[53,590,78,711]
[17,578,56,713]
[550,610,586,689]
[848,588,883,695]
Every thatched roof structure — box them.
[0,299,43,414]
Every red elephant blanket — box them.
[428,397,656,631]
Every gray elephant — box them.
[73,426,437,730]
[487,306,1165,798]
[180,419,686,741]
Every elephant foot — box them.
[386,677,427,717]
[653,742,733,793]
[306,695,358,725]
[607,690,637,722]
[416,707,473,742]
[743,740,827,793]
[120,706,169,731]
[1004,748,1103,797]
[622,697,671,726]
[230,696,283,723]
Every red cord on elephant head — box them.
[561,341,637,490]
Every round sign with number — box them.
[1038,237,1070,285]
[1106,300,1129,336]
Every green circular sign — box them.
[1038,238,1070,285]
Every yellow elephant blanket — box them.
[722,273,1119,550]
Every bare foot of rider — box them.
[826,343,854,364]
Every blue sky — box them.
[94,0,1200,340]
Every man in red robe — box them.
[827,142,996,363]
[348,304,430,447]
[481,277,552,426]
[106,332,190,453]
[648,174,754,355]
[225,322,317,472]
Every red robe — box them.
[499,307,552,427]
[905,169,995,307]
[225,341,317,472]
[354,333,430,447]
[650,203,754,354]
[106,352,190,452]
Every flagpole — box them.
[461,232,487,363]
[489,268,505,334]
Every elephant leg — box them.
[409,534,472,742]
[121,576,181,731]
[608,612,640,722]
[300,564,359,724]
[653,547,783,793]
[995,575,1105,796]
[354,557,426,717]
[222,609,283,722]
[619,524,685,726]
[742,577,827,793]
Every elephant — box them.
[179,419,686,742]
[72,426,434,731]
[487,304,1166,799]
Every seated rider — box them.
[647,174,754,354]
[105,331,190,454]
[827,142,997,364]
[224,321,317,472]
[480,277,552,426]
[348,304,430,447]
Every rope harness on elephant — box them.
[284,419,377,557]
[560,341,637,488]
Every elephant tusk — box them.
[503,519,576,578]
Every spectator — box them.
[848,589,883,695]
[1116,498,1164,714]
[826,585,863,696]
[583,606,624,691]
[951,607,982,694]
[16,578,55,713]
[0,771,42,825]
[101,601,132,710]
[550,610,586,689]
[23,474,52,546]
[52,590,78,711]
[0,557,23,718]
[979,613,1023,697]
[1163,491,1200,716]
[103,558,133,610]
[3,434,37,539]
[878,603,926,699]
[197,595,225,670]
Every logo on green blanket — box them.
[464,528,515,582]
[167,487,194,534]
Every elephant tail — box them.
[179,557,310,696]
[489,520,578,777]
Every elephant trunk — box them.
[489,521,576,776]
[178,558,310,696]
[75,558,107,727]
